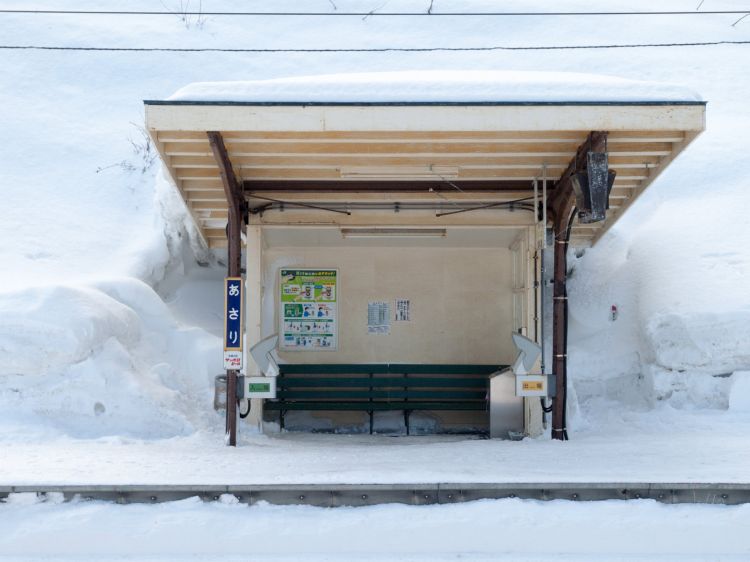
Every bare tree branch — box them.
[362,2,387,21]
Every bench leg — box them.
[280,409,285,431]
[403,372,410,435]
[368,372,374,435]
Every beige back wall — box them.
[262,246,515,365]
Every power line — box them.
[0,9,749,17]
[0,41,748,53]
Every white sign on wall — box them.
[367,301,390,335]
[395,299,411,322]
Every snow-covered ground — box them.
[3,405,750,485]
[1,1,750,558]
[2,494,749,561]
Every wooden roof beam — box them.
[207,131,242,205]
[243,180,535,193]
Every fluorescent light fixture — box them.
[339,166,459,180]
[341,228,447,239]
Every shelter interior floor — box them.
[2,406,749,486]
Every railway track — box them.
[2,483,749,506]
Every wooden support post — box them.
[547,132,608,441]
[245,222,264,430]
[207,131,244,447]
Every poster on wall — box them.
[395,299,411,322]
[279,269,338,351]
[367,301,391,335]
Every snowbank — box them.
[729,371,750,413]
[0,278,221,440]
[168,70,702,103]
[0,284,141,377]
[567,189,750,414]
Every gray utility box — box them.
[489,368,524,439]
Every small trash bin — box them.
[489,368,524,439]
[214,375,227,411]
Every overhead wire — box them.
[248,194,352,216]
[435,197,535,218]
[1,9,749,16]
[1,41,749,53]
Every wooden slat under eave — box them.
[191,200,229,211]
[176,169,652,183]
[162,140,674,157]
[155,129,685,143]
[592,129,702,245]
[158,130,591,143]
[146,128,213,249]
[209,238,228,249]
[187,190,230,201]
[168,154,663,169]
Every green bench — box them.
[265,364,505,434]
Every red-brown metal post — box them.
[547,131,608,441]
[208,131,243,447]
[551,202,575,440]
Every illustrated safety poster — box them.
[279,269,338,351]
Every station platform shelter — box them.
[145,72,705,444]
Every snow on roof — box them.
[167,70,702,104]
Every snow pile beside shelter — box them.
[567,189,750,413]
[169,70,702,103]
[0,278,220,440]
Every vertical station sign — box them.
[224,277,244,369]
[279,269,338,351]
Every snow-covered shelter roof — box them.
[166,71,702,104]
[145,71,705,248]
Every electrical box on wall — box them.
[238,376,277,399]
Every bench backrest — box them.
[275,364,505,407]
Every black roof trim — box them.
[144,100,706,107]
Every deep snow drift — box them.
[0,276,220,440]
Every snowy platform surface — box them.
[2,409,749,486]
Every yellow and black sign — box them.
[522,381,545,392]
